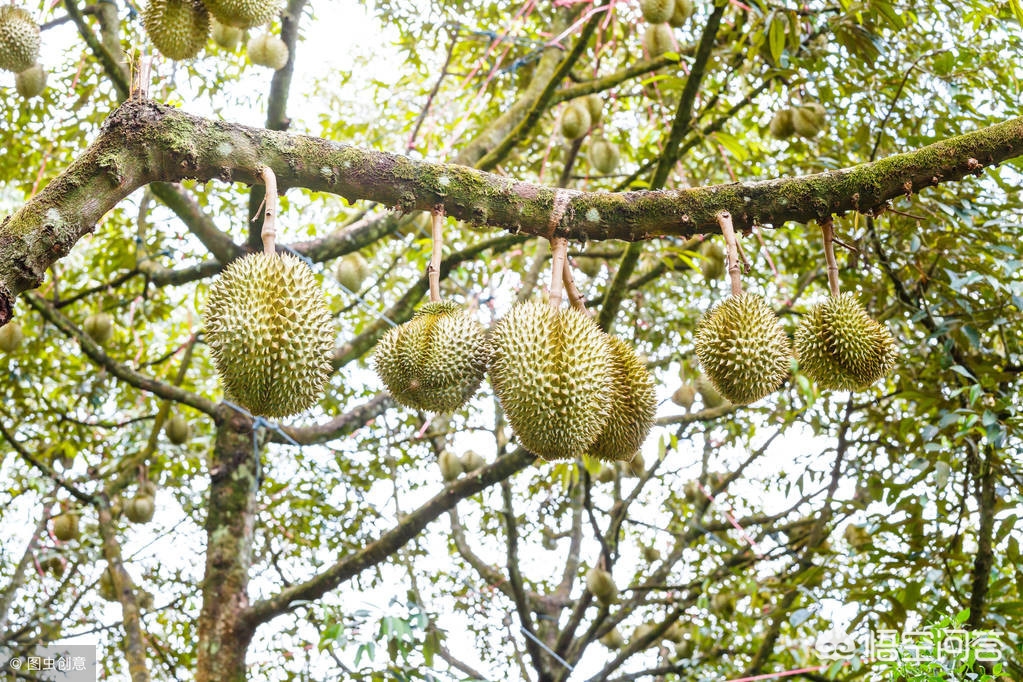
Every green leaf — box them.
[768,13,787,65]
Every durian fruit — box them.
[792,104,826,138]
[142,0,211,61]
[248,32,289,70]
[643,23,674,57]
[768,108,795,140]
[641,545,661,563]
[560,102,591,140]
[599,627,625,649]
[639,0,675,24]
[460,450,485,473]
[39,554,64,578]
[438,450,462,482]
[124,494,155,524]
[83,313,114,346]
[374,301,489,412]
[0,321,24,352]
[586,566,617,606]
[52,512,80,541]
[671,383,696,410]
[165,413,191,445]
[0,6,40,73]
[667,0,693,27]
[335,252,369,292]
[211,17,243,50]
[204,252,335,418]
[587,335,656,462]
[794,293,897,390]
[695,375,726,408]
[98,568,117,602]
[15,62,45,99]
[698,240,725,281]
[204,0,281,29]
[587,137,620,175]
[584,93,603,125]
[694,292,792,405]
[489,300,612,460]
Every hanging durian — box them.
[587,137,621,175]
[769,108,795,140]
[165,414,191,445]
[643,23,674,57]
[52,512,80,541]
[586,566,617,605]
[211,17,243,50]
[248,32,289,70]
[124,494,155,524]
[142,0,211,61]
[639,0,675,24]
[438,450,463,482]
[584,93,603,125]
[587,335,655,462]
[667,0,693,27]
[0,6,39,73]
[15,62,45,99]
[460,450,485,473]
[84,312,114,346]
[671,383,696,410]
[0,321,24,352]
[335,252,369,292]
[560,102,591,140]
[203,0,281,29]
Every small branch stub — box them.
[717,211,742,297]
[820,217,840,297]
[259,167,278,255]
[549,237,569,310]
[428,206,444,303]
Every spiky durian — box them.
[0,6,39,73]
[694,293,791,405]
[374,301,489,412]
[211,18,243,50]
[15,62,45,99]
[560,102,591,140]
[643,23,674,57]
[165,414,191,445]
[588,335,655,462]
[142,0,210,61]
[586,566,617,605]
[124,495,155,524]
[639,0,675,24]
[203,0,280,28]
[83,313,114,346]
[52,512,79,541]
[489,300,612,460]
[248,32,288,70]
[203,252,335,418]
[335,252,369,292]
[0,321,24,352]
[667,0,693,27]
[587,137,620,175]
[795,293,896,390]
[769,108,795,139]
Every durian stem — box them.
[717,211,742,297]
[428,206,444,303]
[549,237,569,309]
[820,217,840,297]
[562,261,589,314]
[259,167,278,255]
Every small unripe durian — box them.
[694,293,792,405]
[640,0,675,25]
[460,450,485,473]
[800,101,827,127]
[489,300,612,460]
[584,94,603,124]
[99,569,118,602]
[335,252,369,292]
[0,6,40,73]
[84,313,114,346]
[792,105,824,138]
[204,252,335,418]
[794,293,896,390]
[0,321,24,352]
[586,566,617,605]
[142,0,211,61]
[374,301,490,412]
[599,627,625,649]
[667,0,693,27]
[560,102,591,140]
[124,495,155,524]
[53,513,80,541]
[698,240,725,281]
[769,108,795,139]
[248,32,289,70]
[643,23,674,57]
[588,335,655,462]
[671,383,696,410]
[211,18,243,50]
[15,62,45,99]
[438,450,462,482]
[587,137,621,174]
[695,375,726,408]
[165,414,191,445]
[204,0,282,29]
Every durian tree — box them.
[1,1,1022,680]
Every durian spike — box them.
[562,259,590,314]
[549,237,568,309]
[717,211,742,297]
[428,206,444,303]
[820,217,840,296]
[259,166,278,254]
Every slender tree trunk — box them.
[196,408,259,681]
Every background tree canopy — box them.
[1,0,1021,680]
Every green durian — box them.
[211,17,243,50]
[588,335,655,462]
[460,450,485,473]
[203,252,335,418]
[165,414,191,445]
[586,566,617,605]
[587,137,620,174]
[83,313,114,346]
[769,108,795,139]
[801,101,827,126]
[640,0,675,24]
[15,62,45,99]
[98,568,118,602]
[374,301,489,412]
[699,240,725,281]
[124,495,155,524]
[792,105,824,138]
[438,450,462,482]
[671,383,696,410]
[794,293,896,390]
[0,6,39,73]
[643,23,674,57]
[53,512,79,541]
[694,293,792,405]
[335,252,369,292]
[560,102,591,140]
[584,93,603,125]
[203,0,281,28]
[142,0,211,61]
[248,32,289,70]
[695,375,726,408]
[668,0,693,27]
[489,300,612,460]
[0,321,24,352]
